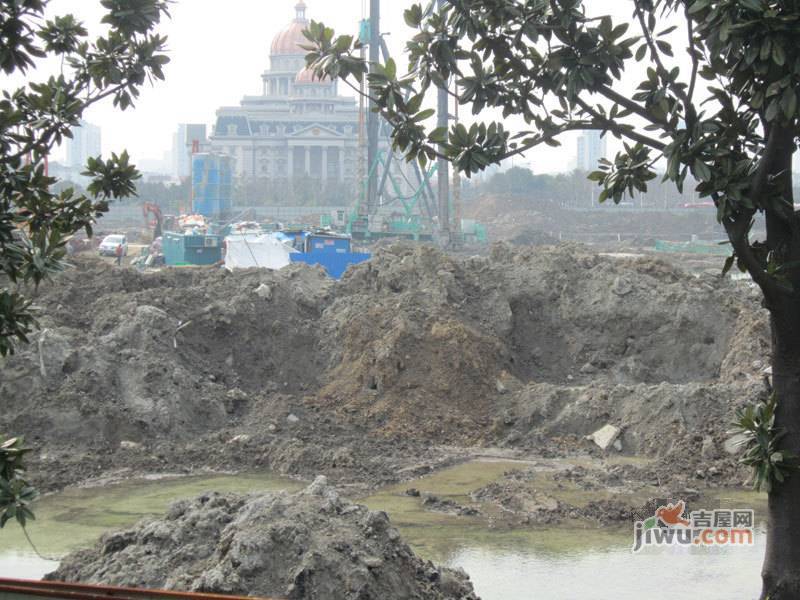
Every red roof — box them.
[271,1,309,56]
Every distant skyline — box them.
[65,120,101,169]
[8,1,676,176]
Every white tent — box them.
[224,234,296,271]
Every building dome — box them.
[295,66,330,85]
[270,1,310,56]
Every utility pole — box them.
[436,0,450,246]
[366,0,380,216]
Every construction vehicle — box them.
[142,202,164,241]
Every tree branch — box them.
[685,6,699,104]
[596,85,668,128]
[575,97,667,151]
[634,5,695,117]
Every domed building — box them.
[209,1,360,184]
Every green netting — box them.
[654,240,730,256]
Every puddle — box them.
[0,461,768,600]
[0,472,304,576]
[362,459,767,600]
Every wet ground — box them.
[0,462,767,599]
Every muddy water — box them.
[0,473,304,579]
[0,463,767,600]
[362,461,767,600]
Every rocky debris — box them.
[254,283,273,300]
[472,477,563,526]
[420,492,480,517]
[47,478,479,600]
[586,425,621,451]
[472,466,709,527]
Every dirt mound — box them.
[0,258,330,450]
[0,243,770,489]
[47,478,478,600]
[317,245,508,442]
[490,244,752,385]
[312,243,766,442]
[503,380,761,455]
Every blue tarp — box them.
[290,251,371,279]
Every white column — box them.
[338,147,344,182]
[287,146,293,178]
[304,146,310,175]
[321,146,328,181]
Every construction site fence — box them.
[653,240,731,255]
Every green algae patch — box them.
[1,472,303,556]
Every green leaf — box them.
[780,88,797,119]
[693,160,712,182]
[772,43,786,67]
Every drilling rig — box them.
[349,0,464,246]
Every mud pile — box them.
[0,243,770,490]
[48,478,477,600]
[0,259,331,449]
[316,243,767,445]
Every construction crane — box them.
[355,0,461,244]
[142,202,164,241]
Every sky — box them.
[9,0,685,174]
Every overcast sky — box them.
[12,0,672,174]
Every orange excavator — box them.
[142,202,163,241]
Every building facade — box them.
[66,120,102,169]
[576,130,607,172]
[209,1,360,184]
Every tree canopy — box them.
[0,0,170,357]
[305,0,800,296]
[304,2,800,597]
[0,0,170,528]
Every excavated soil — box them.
[0,243,770,495]
[47,478,478,600]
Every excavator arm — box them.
[142,202,163,241]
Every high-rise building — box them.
[66,120,102,168]
[172,124,208,180]
[576,130,607,172]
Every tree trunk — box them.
[762,296,800,600]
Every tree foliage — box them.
[0,0,170,525]
[0,436,37,529]
[304,0,800,300]
[0,0,170,357]
[734,392,797,493]
[306,4,800,595]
